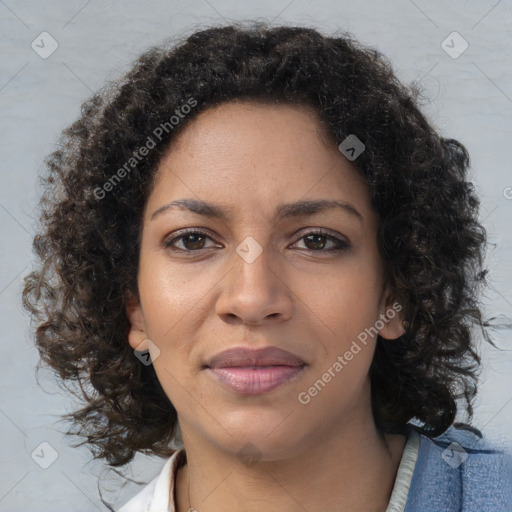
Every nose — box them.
[215,244,294,326]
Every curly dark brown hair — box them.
[22,21,491,468]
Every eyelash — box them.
[163,228,350,254]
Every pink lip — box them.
[206,346,305,368]
[208,366,304,395]
[205,346,305,395]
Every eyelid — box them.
[292,226,348,241]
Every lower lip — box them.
[207,365,304,395]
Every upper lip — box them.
[206,346,305,368]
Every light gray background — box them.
[1,1,511,510]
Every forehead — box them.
[147,101,373,221]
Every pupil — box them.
[185,234,204,249]
[306,234,325,250]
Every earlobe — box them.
[377,294,407,340]
[378,312,406,340]
[125,291,149,351]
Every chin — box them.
[211,408,310,460]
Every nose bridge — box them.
[232,238,277,300]
[216,236,293,324]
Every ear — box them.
[125,290,150,352]
[377,290,406,340]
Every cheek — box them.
[138,254,208,336]
[296,270,381,411]
[302,259,383,337]
[147,313,202,412]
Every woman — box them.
[23,22,511,511]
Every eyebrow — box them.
[150,198,363,222]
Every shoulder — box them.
[405,425,512,512]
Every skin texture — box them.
[126,101,407,512]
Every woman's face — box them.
[127,101,404,460]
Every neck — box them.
[175,405,406,512]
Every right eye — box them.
[163,229,221,252]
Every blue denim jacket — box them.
[404,425,512,512]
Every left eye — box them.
[292,231,349,252]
